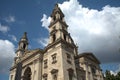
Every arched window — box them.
[51,69,58,80]
[68,68,74,80]
[53,16,56,21]
[23,44,26,50]
[23,67,32,80]
[52,34,56,42]
[51,53,57,64]
[64,34,66,41]
[10,75,13,80]
[60,16,62,21]
[53,74,57,80]
[43,73,48,80]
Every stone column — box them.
[84,62,89,80]
[38,54,43,80]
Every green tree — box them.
[105,70,111,80]
[116,71,120,80]
[105,70,116,80]
[105,70,120,80]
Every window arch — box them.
[68,68,74,80]
[51,69,58,80]
[52,34,56,42]
[23,44,26,50]
[23,67,32,80]
[64,34,66,41]
[53,16,56,21]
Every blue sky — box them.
[0,0,120,80]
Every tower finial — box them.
[55,3,58,8]
[53,3,59,12]
[21,32,28,40]
[50,3,64,23]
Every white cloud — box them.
[41,0,120,63]
[37,38,48,47]
[116,64,120,73]
[110,64,120,75]
[41,14,51,29]
[0,39,15,74]
[110,70,117,76]
[0,23,9,33]
[4,15,15,23]
[8,34,17,42]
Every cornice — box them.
[48,19,68,28]
[44,38,76,52]
[10,49,44,71]
[75,53,100,64]
[10,64,17,71]
[21,49,43,63]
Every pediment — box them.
[21,49,43,62]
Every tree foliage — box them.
[105,70,120,80]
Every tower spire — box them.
[21,32,28,41]
[47,4,76,51]
[19,32,28,50]
[16,32,29,58]
[50,3,64,24]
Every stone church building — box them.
[9,4,104,80]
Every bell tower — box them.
[47,3,78,56]
[16,32,28,58]
[48,4,68,43]
[43,4,78,80]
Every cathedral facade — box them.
[9,4,104,80]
